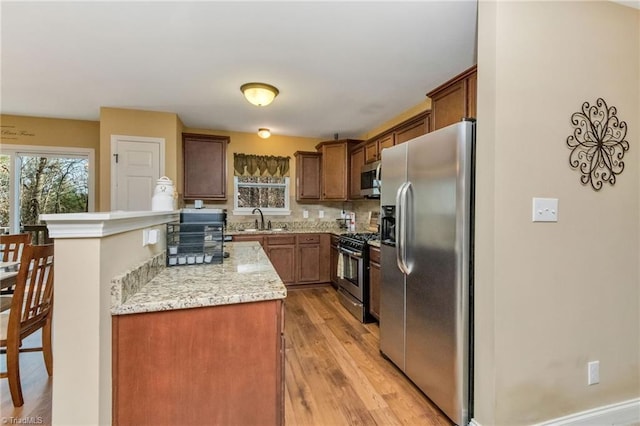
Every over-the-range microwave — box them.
[360,160,381,198]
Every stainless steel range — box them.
[336,232,379,323]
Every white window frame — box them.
[0,144,95,233]
[232,176,291,216]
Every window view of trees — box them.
[236,176,287,209]
[0,156,9,228]
[0,154,89,229]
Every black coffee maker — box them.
[380,205,396,245]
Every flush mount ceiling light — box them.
[257,128,271,139]
[240,82,279,107]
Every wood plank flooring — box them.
[0,330,52,425]
[285,287,452,426]
[1,287,451,425]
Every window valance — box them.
[233,153,290,177]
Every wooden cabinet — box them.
[294,151,321,201]
[296,234,321,283]
[365,133,393,164]
[316,139,361,201]
[394,112,430,144]
[359,110,430,178]
[427,65,477,131]
[330,234,339,288]
[295,234,330,285]
[182,133,229,200]
[369,246,381,321]
[113,300,284,425]
[234,233,331,286]
[265,235,296,284]
[349,145,365,200]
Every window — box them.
[0,145,95,233]
[233,176,290,215]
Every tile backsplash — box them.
[187,198,381,233]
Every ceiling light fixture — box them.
[240,82,279,106]
[257,128,271,139]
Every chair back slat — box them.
[0,234,31,263]
[10,244,54,336]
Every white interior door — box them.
[111,135,164,211]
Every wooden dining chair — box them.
[0,244,54,407]
[0,233,32,295]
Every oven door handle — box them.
[339,247,362,258]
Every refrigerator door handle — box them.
[403,181,413,274]
[395,183,405,273]
[396,182,411,275]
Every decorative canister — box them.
[151,176,176,211]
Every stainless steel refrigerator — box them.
[379,120,474,426]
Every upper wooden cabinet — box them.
[427,65,477,131]
[182,133,229,200]
[394,112,431,144]
[349,145,365,200]
[294,151,321,201]
[365,133,393,164]
[315,139,361,201]
[359,110,431,170]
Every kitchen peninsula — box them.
[112,241,287,425]
[41,211,286,425]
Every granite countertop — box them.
[226,229,349,236]
[225,228,380,237]
[112,242,286,315]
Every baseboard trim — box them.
[470,398,640,426]
[536,398,640,426]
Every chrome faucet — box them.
[252,208,265,230]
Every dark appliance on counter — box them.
[380,120,475,426]
[336,232,379,323]
[360,160,381,198]
[180,208,227,226]
[166,208,228,266]
[179,208,226,254]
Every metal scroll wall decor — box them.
[566,97,629,191]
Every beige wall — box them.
[0,113,100,201]
[99,107,181,210]
[475,1,640,424]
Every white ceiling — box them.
[1,1,478,140]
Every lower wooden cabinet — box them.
[233,233,331,286]
[266,235,296,284]
[369,246,381,320]
[112,300,284,425]
[330,234,339,287]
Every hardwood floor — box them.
[1,287,451,426]
[0,330,52,425]
[285,287,452,426]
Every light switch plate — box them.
[532,197,558,222]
